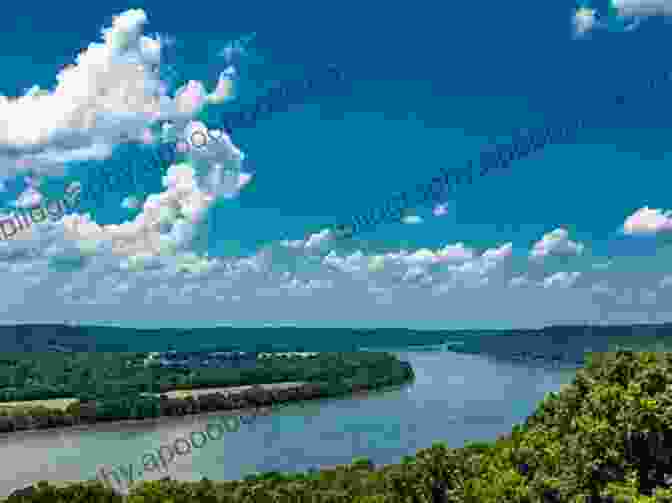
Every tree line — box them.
[0,352,406,402]
[5,351,672,502]
[0,352,414,434]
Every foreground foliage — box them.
[8,351,672,502]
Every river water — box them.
[0,349,580,496]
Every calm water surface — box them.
[0,350,580,495]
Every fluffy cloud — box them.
[0,9,232,178]
[529,228,585,261]
[433,204,448,217]
[434,243,476,263]
[0,9,254,263]
[0,213,669,328]
[542,271,581,289]
[60,162,216,257]
[622,207,672,235]
[573,7,600,37]
[482,242,513,262]
[280,229,336,252]
[612,0,672,16]
[304,229,334,250]
[0,8,671,329]
[13,187,43,209]
[571,0,664,36]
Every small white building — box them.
[258,352,318,359]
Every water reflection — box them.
[0,349,578,496]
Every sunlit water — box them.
[0,349,579,495]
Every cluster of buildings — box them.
[142,350,318,369]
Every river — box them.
[0,348,580,496]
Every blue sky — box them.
[0,1,670,329]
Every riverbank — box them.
[2,351,669,502]
[0,352,414,435]
[0,382,307,440]
[0,382,335,435]
[157,382,307,400]
[7,396,309,499]
[0,349,571,500]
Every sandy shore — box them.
[0,382,310,439]
[0,397,79,412]
[158,382,307,399]
[0,392,315,498]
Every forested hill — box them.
[1,322,671,354]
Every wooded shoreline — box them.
[0,382,310,439]
[0,352,415,436]
[5,351,672,502]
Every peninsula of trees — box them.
[5,351,672,502]
[0,351,414,434]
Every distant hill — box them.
[1,323,672,359]
[441,322,672,365]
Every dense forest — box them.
[5,351,672,502]
[0,352,414,433]
[0,351,409,400]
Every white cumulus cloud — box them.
[530,228,585,261]
[622,207,672,236]
[613,0,672,16]
[0,9,233,179]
